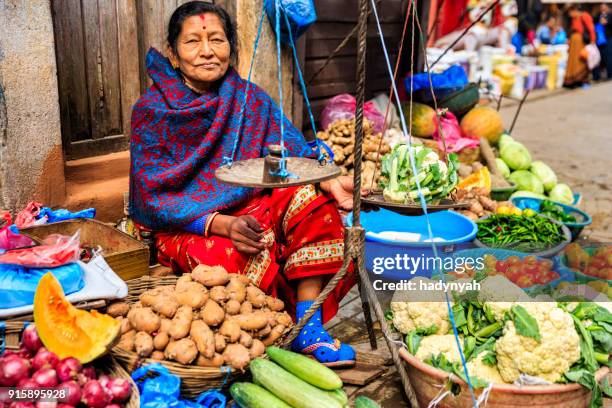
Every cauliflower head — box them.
[467,354,507,385]
[415,335,462,363]
[495,302,580,383]
[391,301,451,335]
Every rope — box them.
[429,0,501,70]
[368,0,413,192]
[274,0,287,170]
[224,1,266,166]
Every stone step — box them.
[63,151,130,223]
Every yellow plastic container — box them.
[539,55,560,90]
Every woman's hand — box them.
[320,175,369,211]
[210,214,266,255]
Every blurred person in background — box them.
[593,3,612,80]
[537,15,567,45]
[563,4,596,88]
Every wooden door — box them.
[51,0,140,160]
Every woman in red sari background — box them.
[129,1,357,366]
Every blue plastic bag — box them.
[0,263,84,308]
[404,65,468,93]
[38,207,96,223]
[264,0,317,44]
[132,364,227,408]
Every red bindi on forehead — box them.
[199,13,206,29]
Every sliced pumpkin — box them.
[458,166,491,194]
[33,272,120,363]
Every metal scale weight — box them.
[215,0,421,405]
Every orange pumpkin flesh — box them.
[34,272,120,363]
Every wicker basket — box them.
[2,343,139,408]
[112,275,249,398]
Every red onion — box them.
[2,350,17,358]
[21,325,43,353]
[31,349,60,372]
[9,402,35,408]
[81,366,97,380]
[104,405,122,408]
[56,358,82,383]
[35,402,57,408]
[56,405,75,408]
[17,347,33,359]
[57,380,81,406]
[32,368,58,388]
[97,375,110,389]
[81,380,112,408]
[17,378,40,390]
[105,378,131,403]
[0,357,30,386]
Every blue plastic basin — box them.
[346,209,477,281]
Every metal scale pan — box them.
[215,144,341,188]
[362,191,470,215]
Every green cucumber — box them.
[354,395,382,408]
[266,346,343,390]
[326,388,348,406]
[250,358,342,408]
[230,382,292,408]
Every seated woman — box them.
[129,1,357,366]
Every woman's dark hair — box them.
[167,1,237,59]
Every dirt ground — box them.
[328,84,612,407]
[499,83,612,242]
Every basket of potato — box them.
[109,266,293,397]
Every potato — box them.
[209,286,227,303]
[151,351,165,360]
[192,264,229,287]
[128,307,161,334]
[226,278,246,303]
[160,318,172,333]
[141,289,179,318]
[165,338,198,365]
[175,273,193,291]
[224,300,241,315]
[196,353,224,367]
[222,344,251,371]
[262,310,277,327]
[169,306,193,340]
[175,281,208,309]
[256,325,271,339]
[265,296,284,312]
[246,286,266,308]
[239,331,253,348]
[233,311,269,331]
[275,312,293,327]
[239,301,253,314]
[134,332,154,357]
[190,320,216,358]
[220,318,241,343]
[153,332,170,350]
[228,273,251,285]
[107,302,130,317]
[117,330,136,352]
[201,300,225,326]
[118,316,132,334]
[249,339,265,358]
[263,324,286,346]
[214,333,226,353]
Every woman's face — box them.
[169,13,231,89]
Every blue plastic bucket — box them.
[511,197,592,241]
[346,209,477,281]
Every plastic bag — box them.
[0,225,36,252]
[14,202,96,229]
[432,110,479,153]
[404,65,468,93]
[0,262,84,308]
[14,202,44,229]
[320,94,386,134]
[584,44,601,70]
[132,364,227,408]
[0,231,80,268]
[264,0,317,44]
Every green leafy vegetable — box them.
[500,141,532,170]
[481,351,498,367]
[508,170,544,194]
[601,377,612,398]
[549,183,574,205]
[530,161,557,192]
[511,305,541,341]
[539,200,576,223]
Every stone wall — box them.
[0,0,65,213]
